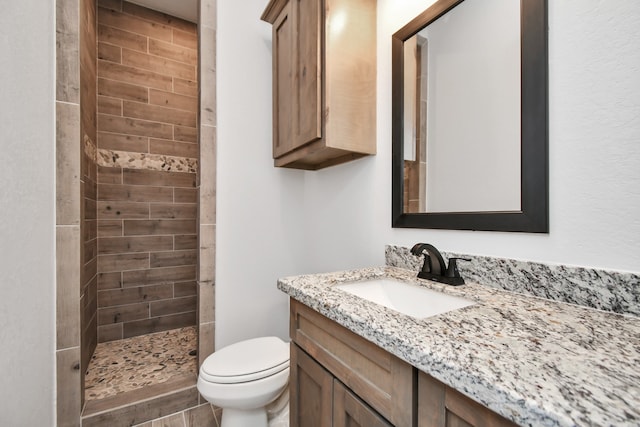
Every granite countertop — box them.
[277,266,640,427]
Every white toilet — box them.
[197,336,290,427]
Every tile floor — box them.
[133,403,220,427]
[85,326,198,401]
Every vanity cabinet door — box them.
[291,344,333,427]
[418,372,518,427]
[333,380,393,427]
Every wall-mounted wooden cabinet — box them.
[261,0,376,170]
[289,299,522,427]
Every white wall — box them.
[216,0,310,347]
[216,0,640,346]
[0,0,56,424]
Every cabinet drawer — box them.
[290,299,416,426]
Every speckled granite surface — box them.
[386,245,640,317]
[278,267,640,427]
[85,327,198,401]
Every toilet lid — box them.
[200,336,290,384]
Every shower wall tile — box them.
[199,28,216,128]
[122,99,196,127]
[174,125,198,143]
[56,102,81,226]
[99,77,148,102]
[198,0,217,359]
[199,125,216,223]
[150,296,197,317]
[96,167,197,341]
[96,0,198,163]
[199,0,216,30]
[99,183,174,202]
[150,203,197,219]
[99,283,173,308]
[98,219,123,237]
[123,219,197,236]
[56,0,80,103]
[56,346,82,427]
[198,282,215,324]
[150,138,199,158]
[98,42,122,63]
[98,165,123,184]
[98,272,122,291]
[123,169,196,187]
[98,323,123,342]
[98,7,173,42]
[148,88,196,111]
[123,311,197,338]
[198,225,215,283]
[173,29,197,50]
[99,302,149,324]
[98,0,121,13]
[97,132,146,153]
[174,235,197,250]
[97,200,150,219]
[174,188,198,203]
[174,281,197,298]
[174,78,197,98]
[122,265,196,287]
[98,252,150,272]
[99,236,174,254]
[198,322,215,368]
[56,226,81,350]
[150,250,198,268]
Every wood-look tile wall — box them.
[80,0,98,406]
[96,167,198,341]
[197,0,217,367]
[96,0,198,155]
[95,1,198,341]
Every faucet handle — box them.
[445,258,471,279]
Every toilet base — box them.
[221,407,268,427]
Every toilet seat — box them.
[200,336,289,384]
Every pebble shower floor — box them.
[85,326,198,401]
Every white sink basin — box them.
[335,277,475,319]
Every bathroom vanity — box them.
[280,267,640,426]
[290,299,517,427]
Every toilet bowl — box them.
[197,336,290,427]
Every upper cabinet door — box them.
[294,0,323,148]
[272,2,295,158]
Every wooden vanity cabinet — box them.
[289,298,520,427]
[261,0,376,170]
[289,299,415,426]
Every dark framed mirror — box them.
[391,0,548,232]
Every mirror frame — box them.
[391,0,549,232]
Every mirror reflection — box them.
[403,0,521,213]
